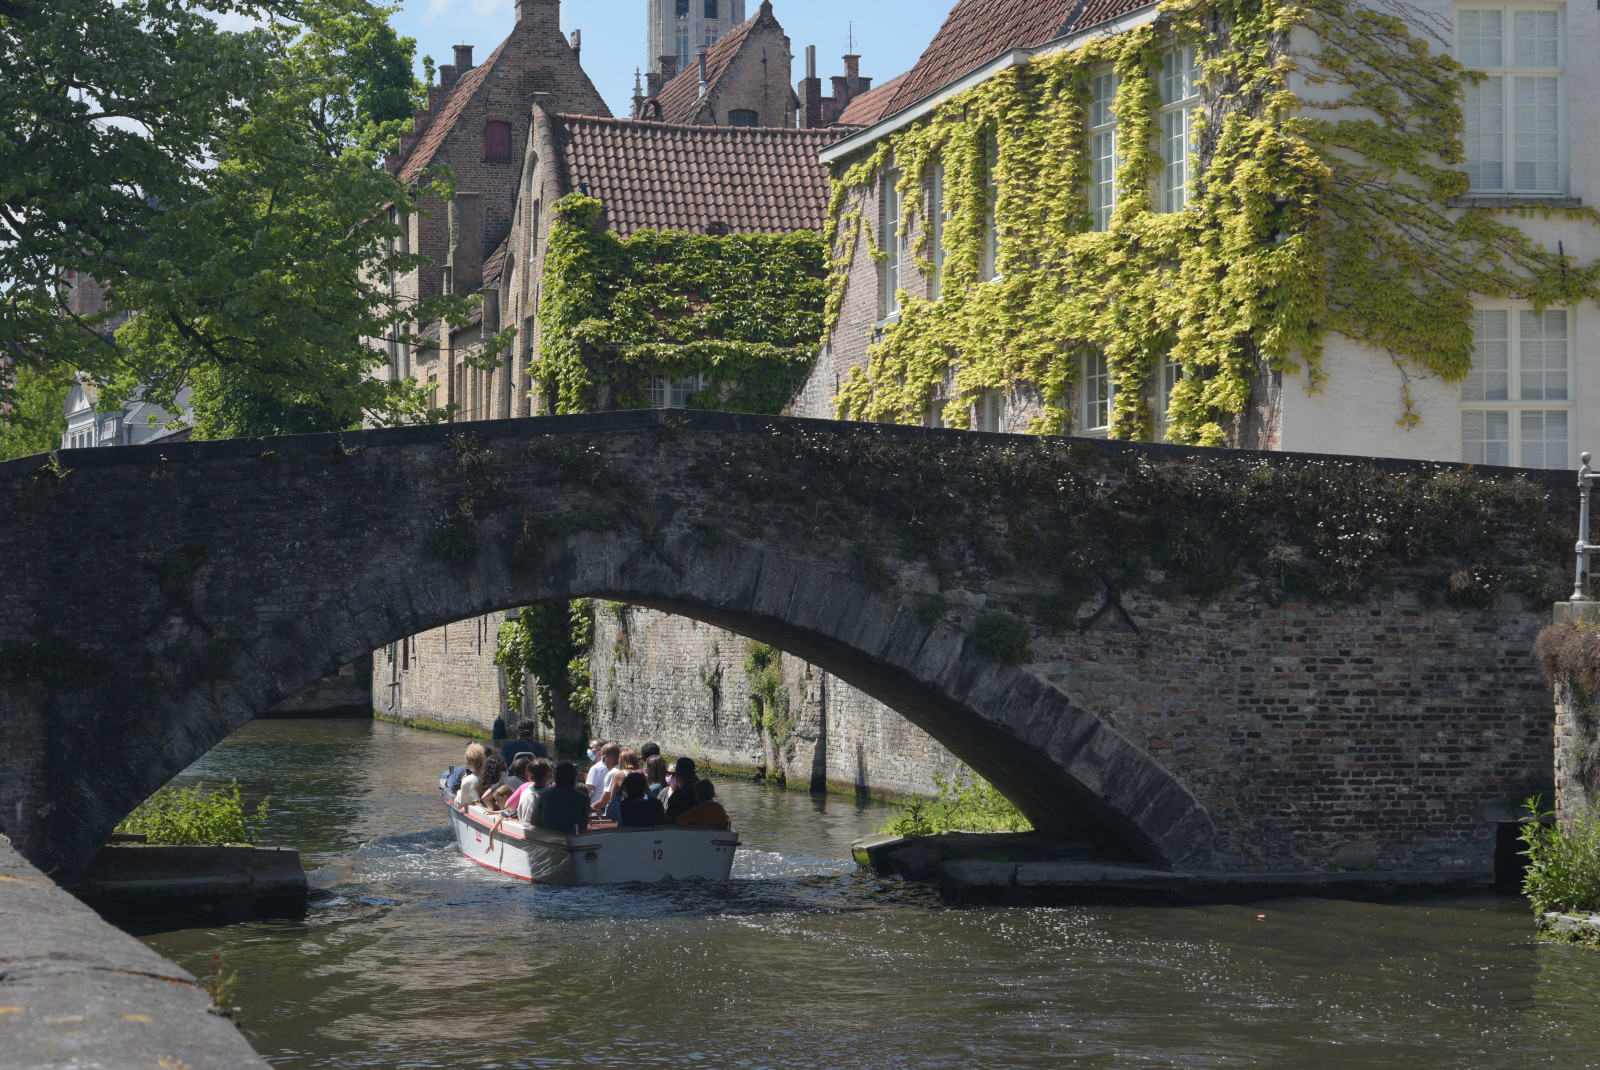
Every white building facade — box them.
[62,380,191,450]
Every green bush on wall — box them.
[827,0,1600,444]
[537,195,829,416]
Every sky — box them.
[385,0,952,119]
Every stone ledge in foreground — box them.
[0,835,270,1069]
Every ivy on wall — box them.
[494,599,594,725]
[829,0,1600,445]
[536,194,829,416]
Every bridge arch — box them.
[0,412,1215,880]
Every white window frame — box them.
[1158,356,1184,441]
[975,388,1006,432]
[981,138,999,282]
[648,374,707,409]
[930,165,948,299]
[1088,70,1119,231]
[882,169,904,317]
[1459,304,1574,468]
[1456,5,1567,195]
[1158,46,1199,213]
[1080,352,1116,435]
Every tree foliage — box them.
[0,365,70,460]
[495,601,595,725]
[0,0,479,440]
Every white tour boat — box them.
[438,776,739,885]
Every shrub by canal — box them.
[114,779,268,846]
[879,770,1032,837]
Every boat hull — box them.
[441,789,738,885]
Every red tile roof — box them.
[1073,0,1156,33]
[836,72,909,128]
[483,235,509,286]
[653,1,778,124]
[881,0,1081,117]
[399,40,508,182]
[555,116,839,238]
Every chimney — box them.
[428,85,445,111]
[647,69,663,97]
[454,44,474,72]
[447,193,485,297]
[800,45,823,129]
[514,0,556,29]
[697,46,709,97]
[569,28,580,60]
[412,108,430,134]
[658,53,678,81]
[482,287,500,334]
[439,63,458,91]
[844,54,862,95]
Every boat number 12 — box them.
[652,849,664,861]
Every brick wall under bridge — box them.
[0,411,1568,881]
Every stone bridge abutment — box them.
[0,411,1567,883]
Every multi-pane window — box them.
[676,25,690,62]
[981,139,999,281]
[704,0,718,16]
[976,389,1006,432]
[930,165,947,299]
[648,374,706,408]
[1460,307,1572,468]
[1158,47,1199,212]
[1088,71,1119,231]
[882,170,905,316]
[1458,7,1564,193]
[1159,356,1184,440]
[1081,352,1116,433]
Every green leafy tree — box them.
[0,0,498,440]
[0,366,70,460]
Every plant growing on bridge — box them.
[743,641,796,763]
[826,0,1600,441]
[878,770,1032,838]
[114,779,268,846]
[536,194,828,415]
[1522,799,1600,922]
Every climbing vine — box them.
[536,195,829,415]
[494,599,594,724]
[829,0,1600,444]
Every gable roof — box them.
[653,2,775,124]
[836,72,909,128]
[555,116,838,238]
[1072,0,1156,32]
[881,0,1081,116]
[400,40,508,182]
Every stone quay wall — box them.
[589,606,963,798]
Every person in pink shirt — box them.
[507,759,553,818]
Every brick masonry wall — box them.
[589,606,963,798]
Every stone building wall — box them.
[589,606,963,798]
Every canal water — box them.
[141,719,1600,1069]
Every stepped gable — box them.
[399,41,507,182]
[653,5,764,124]
[556,116,837,238]
[836,72,908,129]
[881,0,1081,118]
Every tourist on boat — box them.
[584,738,610,802]
[483,784,514,813]
[618,772,667,827]
[453,743,489,807]
[664,758,700,822]
[641,742,661,761]
[500,720,548,764]
[513,759,555,822]
[480,754,510,800]
[447,743,486,796]
[594,747,640,821]
[674,779,729,830]
[644,755,670,801]
[530,761,591,834]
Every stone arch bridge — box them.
[0,411,1568,882]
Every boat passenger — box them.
[618,772,667,828]
[674,779,730,830]
[640,742,661,761]
[595,747,640,822]
[531,761,591,834]
[508,754,534,788]
[644,755,670,801]
[480,754,510,800]
[454,743,489,807]
[500,720,548,764]
[513,759,555,823]
[664,758,700,823]
[483,784,514,813]
[588,743,621,813]
[584,738,610,802]
[447,743,486,797]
